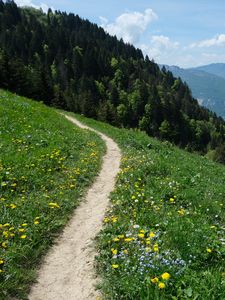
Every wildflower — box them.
[169,197,175,203]
[20,235,27,239]
[207,248,212,253]
[178,208,185,215]
[2,242,8,248]
[124,238,133,242]
[149,232,155,238]
[112,216,118,223]
[161,272,170,280]
[111,248,118,255]
[10,204,17,209]
[158,282,166,289]
[48,202,60,208]
[113,238,120,242]
[112,264,119,269]
[118,235,124,239]
[151,277,159,283]
[138,233,145,238]
[0,259,4,265]
[153,244,159,252]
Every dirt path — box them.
[29,115,121,300]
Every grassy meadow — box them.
[0,90,105,299]
[73,113,225,300]
[1,89,225,300]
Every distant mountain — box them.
[194,63,225,79]
[163,65,225,119]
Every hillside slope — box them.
[73,113,225,300]
[0,1,225,156]
[0,90,105,299]
[163,65,225,119]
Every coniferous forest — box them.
[1,1,225,161]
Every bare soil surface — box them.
[29,115,121,300]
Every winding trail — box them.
[29,115,121,300]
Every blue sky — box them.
[15,0,225,68]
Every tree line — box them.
[0,0,225,162]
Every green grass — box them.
[0,90,105,300]
[71,113,225,300]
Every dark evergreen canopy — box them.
[1,0,225,159]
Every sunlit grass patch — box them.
[0,90,105,299]
[73,113,225,300]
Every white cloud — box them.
[15,0,51,13]
[190,34,225,48]
[100,8,158,44]
[140,35,180,62]
[150,35,179,50]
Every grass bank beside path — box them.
[0,90,105,300]
[72,113,225,300]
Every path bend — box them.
[29,115,121,300]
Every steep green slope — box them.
[1,1,225,156]
[164,65,225,119]
[73,113,225,300]
[0,90,105,299]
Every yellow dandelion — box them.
[153,243,159,252]
[20,235,27,239]
[111,248,118,255]
[151,277,159,284]
[10,204,17,209]
[207,248,212,253]
[48,202,60,208]
[112,264,119,269]
[118,235,125,239]
[158,282,166,289]
[124,238,133,242]
[161,272,170,280]
[113,238,120,242]
[2,242,8,248]
[149,232,155,238]
[138,233,145,238]
[178,209,185,215]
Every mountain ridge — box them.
[162,64,225,119]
